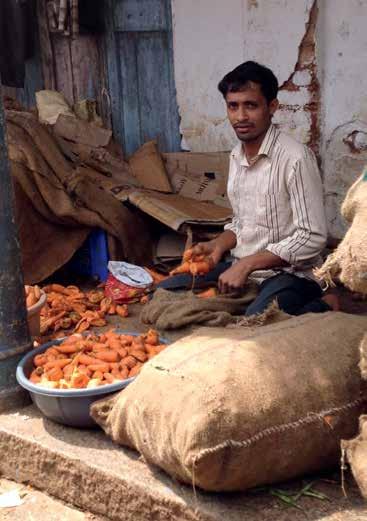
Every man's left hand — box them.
[218,259,252,294]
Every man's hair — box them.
[218,61,278,103]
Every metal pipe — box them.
[0,84,32,412]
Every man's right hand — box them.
[191,240,223,267]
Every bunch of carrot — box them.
[169,248,213,276]
[25,285,43,308]
[29,328,165,389]
[40,284,129,336]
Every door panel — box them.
[114,0,167,32]
[106,0,181,154]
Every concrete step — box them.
[0,405,365,521]
[0,477,106,520]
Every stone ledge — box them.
[0,405,365,521]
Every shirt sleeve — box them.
[224,153,239,237]
[266,149,327,265]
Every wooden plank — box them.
[104,0,125,146]
[37,0,56,90]
[114,0,167,32]
[70,34,101,101]
[118,32,141,154]
[53,34,74,105]
[136,32,172,152]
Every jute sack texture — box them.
[315,170,367,293]
[343,415,367,499]
[91,312,367,492]
[343,334,367,499]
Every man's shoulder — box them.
[274,129,315,162]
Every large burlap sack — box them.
[315,170,367,293]
[91,312,367,492]
[359,333,367,381]
[343,415,367,499]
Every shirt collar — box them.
[231,123,279,166]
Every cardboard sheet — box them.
[128,190,232,232]
[162,152,230,207]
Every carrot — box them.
[129,363,143,378]
[145,329,159,346]
[119,365,129,379]
[91,342,109,352]
[94,350,119,363]
[55,343,80,354]
[88,363,110,373]
[122,356,137,369]
[183,248,193,262]
[78,353,98,366]
[116,304,128,318]
[169,261,191,276]
[103,373,115,384]
[26,292,37,308]
[44,358,72,371]
[116,347,128,359]
[107,338,122,350]
[70,373,90,389]
[189,261,211,275]
[197,287,217,298]
[29,370,41,384]
[34,354,47,367]
[130,350,147,363]
[46,367,63,381]
[77,365,92,377]
[145,344,157,357]
[44,347,60,356]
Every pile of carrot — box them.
[169,248,213,276]
[25,285,43,308]
[29,328,165,389]
[40,284,128,335]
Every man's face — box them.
[225,82,278,143]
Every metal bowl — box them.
[16,331,168,428]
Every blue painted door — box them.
[105,0,181,155]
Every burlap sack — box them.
[343,416,367,499]
[140,287,258,329]
[129,140,173,193]
[315,170,367,293]
[91,312,367,492]
[359,333,367,381]
[36,90,75,125]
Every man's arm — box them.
[266,149,327,264]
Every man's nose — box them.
[236,105,248,122]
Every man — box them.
[161,61,336,316]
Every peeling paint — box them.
[277,0,320,155]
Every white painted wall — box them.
[171,0,367,238]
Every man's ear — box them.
[269,98,279,116]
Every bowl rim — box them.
[16,329,169,398]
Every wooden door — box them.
[105,0,181,155]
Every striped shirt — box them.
[224,124,327,282]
